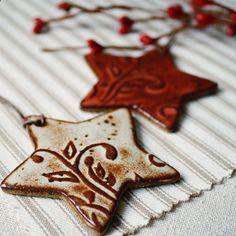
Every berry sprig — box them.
[117,2,236,34]
[32,1,158,34]
[37,1,236,54]
[42,23,192,54]
[118,15,169,34]
[139,24,191,46]
[190,0,236,36]
[42,39,144,54]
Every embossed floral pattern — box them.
[81,49,217,131]
[1,109,180,234]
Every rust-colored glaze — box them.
[83,190,95,203]
[1,109,180,235]
[95,163,106,179]
[106,172,116,187]
[81,48,218,131]
[120,148,130,158]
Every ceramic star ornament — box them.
[1,109,180,235]
[81,48,218,131]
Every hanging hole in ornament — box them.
[23,115,47,128]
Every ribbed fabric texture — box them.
[0,0,235,235]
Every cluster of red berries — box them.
[191,0,236,36]
[117,1,215,35]
[33,0,236,50]
[166,3,215,27]
[167,0,236,36]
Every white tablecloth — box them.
[138,174,236,236]
[0,0,236,235]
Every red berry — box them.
[195,13,214,27]
[33,17,45,34]
[119,25,132,34]
[118,16,133,27]
[166,4,184,19]
[118,16,133,34]
[34,17,44,24]
[87,39,103,53]
[191,0,214,7]
[226,25,236,37]
[139,34,155,45]
[57,2,72,12]
[230,12,236,22]
[87,39,98,48]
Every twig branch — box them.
[156,24,193,41]
[42,45,87,52]
[42,45,144,53]
[45,4,163,24]
[135,15,167,23]
[213,2,234,12]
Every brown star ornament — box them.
[81,48,218,131]
[1,109,180,235]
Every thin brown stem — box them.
[41,24,194,53]
[42,45,144,52]
[213,2,234,12]
[136,15,167,23]
[42,45,87,52]
[154,16,235,44]
[156,24,193,41]
[214,18,236,25]
[46,4,161,24]
[196,9,236,25]
[199,9,229,16]
[71,4,159,14]
[46,13,78,23]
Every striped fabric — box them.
[0,0,236,235]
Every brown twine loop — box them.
[23,115,46,128]
[0,96,25,120]
[0,95,46,128]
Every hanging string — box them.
[0,96,46,127]
[0,96,25,120]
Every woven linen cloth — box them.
[138,175,236,236]
[0,0,236,235]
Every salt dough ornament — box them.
[1,108,180,235]
[81,48,218,131]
